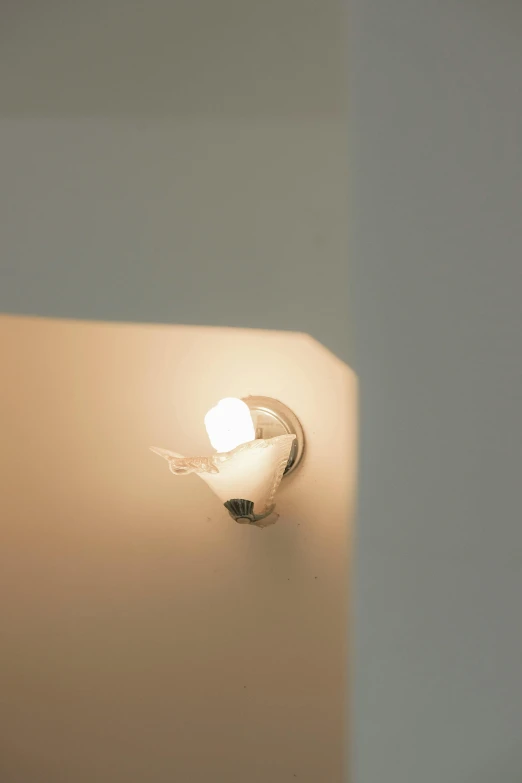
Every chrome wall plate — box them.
[242,396,305,476]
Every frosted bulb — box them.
[204,398,256,453]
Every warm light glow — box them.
[204,397,256,453]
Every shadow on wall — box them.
[0,1,351,364]
[0,315,357,783]
[0,0,346,119]
[466,749,522,783]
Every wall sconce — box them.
[151,396,304,527]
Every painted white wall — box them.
[0,317,356,782]
[5,2,521,782]
[0,6,353,773]
[351,2,522,782]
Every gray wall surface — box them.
[0,0,350,364]
[352,2,522,781]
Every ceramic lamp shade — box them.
[150,434,295,525]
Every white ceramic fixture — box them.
[151,396,304,527]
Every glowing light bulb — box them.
[204,398,256,453]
